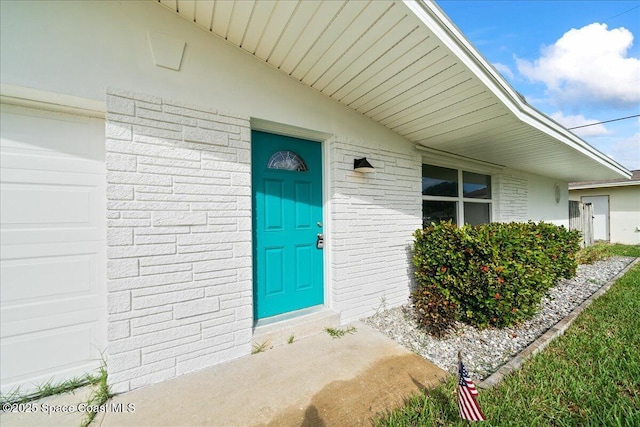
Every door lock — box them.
[316,233,324,249]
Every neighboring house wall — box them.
[569,187,640,245]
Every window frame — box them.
[422,165,492,227]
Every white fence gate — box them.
[569,200,594,247]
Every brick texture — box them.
[105,89,477,392]
[492,173,528,222]
[329,137,422,323]
[105,88,252,393]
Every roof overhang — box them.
[569,170,640,189]
[569,181,640,190]
[157,0,631,182]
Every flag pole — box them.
[457,350,462,421]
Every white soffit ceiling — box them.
[157,0,630,181]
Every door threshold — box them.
[254,305,329,329]
[252,306,340,348]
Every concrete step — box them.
[251,306,341,349]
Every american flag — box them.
[458,359,486,421]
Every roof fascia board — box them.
[516,107,630,178]
[403,0,631,180]
[569,181,640,190]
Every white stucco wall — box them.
[1,0,576,392]
[569,186,640,244]
[491,169,569,227]
[525,172,569,227]
[0,0,408,150]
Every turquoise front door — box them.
[252,131,324,320]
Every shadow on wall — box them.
[406,243,418,293]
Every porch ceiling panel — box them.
[158,0,630,182]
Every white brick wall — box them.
[329,137,422,323]
[104,89,497,392]
[492,172,529,222]
[104,87,544,393]
[105,88,252,393]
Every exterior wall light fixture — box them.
[353,157,375,173]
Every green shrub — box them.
[412,223,464,337]
[412,221,580,333]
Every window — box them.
[422,165,457,197]
[422,164,492,227]
[267,150,308,172]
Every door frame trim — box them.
[250,118,332,143]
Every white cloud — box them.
[586,117,640,170]
[608,133,640,170]
[517,23,640,107]
[492,62,514,80]
[550,111,609,137]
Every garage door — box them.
[1,103,106,395]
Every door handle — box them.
[316,233,324,249]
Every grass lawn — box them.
[602,243,640,258]
[376,248,640,426]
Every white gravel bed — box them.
[363,256,635,380]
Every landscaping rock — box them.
[363,256,635,380]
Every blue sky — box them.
[437,0,640,171]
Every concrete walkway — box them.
[0,322,445,427]
[92,321,446,427]
[0,384,97,427]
